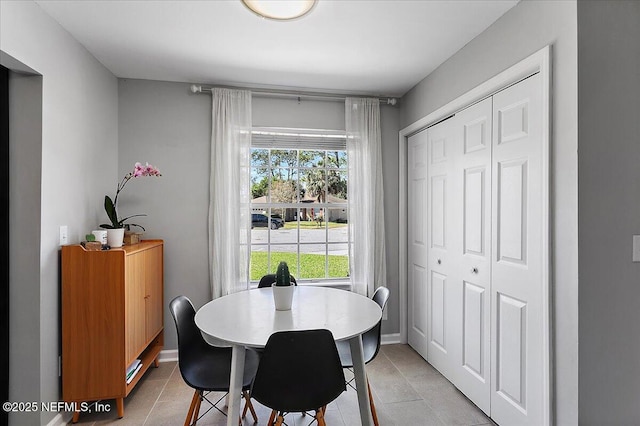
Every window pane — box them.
[326,150,347,169]
[327,209,348,242]
[270,228,297,245]
[299,215,326,243]
[270,149,297,168]
[327,170,347,202]
[250,246,269,281]
[268,251,299,279]
[251,167,270,201]
[299,150,325,168]
[269,170,298,203]
[299,244,326,279]
[251,148,269,168]
[301,169,326,202]
[328,244,349,278]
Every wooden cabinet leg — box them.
[154,355,160,368]
[71,410,80,423]
[116,398,124,418]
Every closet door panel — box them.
[491,74,543,426]
[453,97,493,414]
[407,130,429,359]
[426,117,458,380]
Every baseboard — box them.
[158,349,178,362]
[46,412,71,426]
[381,333,401,345]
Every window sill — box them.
[250,280,351,291]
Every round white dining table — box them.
[195,286,382,426]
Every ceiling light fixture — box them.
[241,0,317,21]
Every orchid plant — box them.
[100,162,161,231]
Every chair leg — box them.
[316,408,326,426]
[242,392,249,419]
[367,378,379,426]
[184,390,200,426]
[274,412,285,426]
[267,409,276,426]
[242,391,258,423]
[192,391,203,426]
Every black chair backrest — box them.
[169,296,218,380]
[251,329,345,412]
[372,286,390,312]
[257,273,298,288]
[364,286,391,360]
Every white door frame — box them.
[398,45,551,425]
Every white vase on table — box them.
[272,284,295,311]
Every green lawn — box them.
[251,251,349,281]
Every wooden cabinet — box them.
[61,240,164,422]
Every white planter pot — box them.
[272,284,295,311]
[106,228,125,248]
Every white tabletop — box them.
[195,286,382,348]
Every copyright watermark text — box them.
[3,401,111,413]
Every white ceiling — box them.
[35,0,518,98]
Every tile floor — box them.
[70,344,494,426]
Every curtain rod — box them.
[190,84,397,106]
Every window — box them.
[250,127,349,283]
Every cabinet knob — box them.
[471,267,478,274]
[437,259,442,265]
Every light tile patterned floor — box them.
[70,344,495,426]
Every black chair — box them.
[169,295,259,426]
[335,286,390,426]
[257,273,297,288]
[250,329,346,426]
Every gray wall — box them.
[1,1,119,424]
[400,0,578,424]
[118,79,401,350]
[578,1,640,424]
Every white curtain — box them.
[346,97,387,296]
[209,88,252,299]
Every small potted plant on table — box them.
[272,261,295,311]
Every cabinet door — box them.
[144,245,164,342]
[125,253,146,365]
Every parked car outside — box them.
[251,213,284,229]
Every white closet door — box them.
[451,97,493,414]
[490,74,544,426]
[407,130,429,359]
[426,117,458,381]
